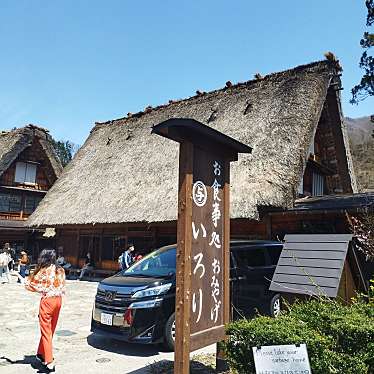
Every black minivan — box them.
[91,240,282,350]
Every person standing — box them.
[0,248,11,283]
[4,243,14,271]
[24,249,65,372]
[122,243,135,270]
[18,250,29,283]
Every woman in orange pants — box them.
[25,249,65,372]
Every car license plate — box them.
[100,313,113,326]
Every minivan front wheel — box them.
[270,294,281,317]
[164,313,175,351]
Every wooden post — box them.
[344,261,348,301]
[75,229,80,267]
[151,226,157,249]
[265,214,272,240]
[20,191,25,220]
[174,141,193,374]
[152,118,252,374]
[99,228,103,267]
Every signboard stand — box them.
[175,140,193,372]
[152,118,251,374]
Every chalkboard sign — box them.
[252,344,311,374]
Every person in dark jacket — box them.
[121,244,135,270]
[18,250,29,283]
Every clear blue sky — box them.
[0,1,373,145]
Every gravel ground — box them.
[0,275,215,373]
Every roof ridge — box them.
[94,59,338,129]
[0,124,62,179]
[25,124,50,134]
[1,124,51,137]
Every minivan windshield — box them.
[123,247,176,277]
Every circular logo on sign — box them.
[192,181,207,207]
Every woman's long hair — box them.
[32,249,57,277]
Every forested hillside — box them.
[345,116,374,191]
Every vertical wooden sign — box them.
[189,147,228,350]
[152,118,251,374]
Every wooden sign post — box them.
[152,118,251,374]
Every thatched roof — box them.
[28,60,355,227]
[0,125,63,179]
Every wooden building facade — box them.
[28,59,360,272]
[0,125,62,260]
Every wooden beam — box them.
[76,229,80,266]
[174,141,193,374]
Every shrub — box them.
[225,296,373,374]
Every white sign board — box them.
[252,344,311,374]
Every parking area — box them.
[0,276,214,373]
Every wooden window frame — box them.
[14,162,37,185]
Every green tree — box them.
[351,0,374,103]
[52,139,79,167]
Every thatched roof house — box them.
[28,60,356,230]
[0,124,63,258]
[0,125,62,180]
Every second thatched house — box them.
[27,59,357,270]
[0,124,63,259]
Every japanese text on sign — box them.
[191,159,223,331]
